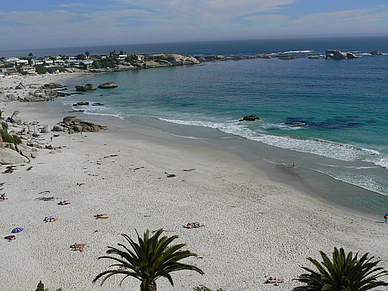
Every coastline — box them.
[1,72,388,290]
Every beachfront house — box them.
[118,54,127,60]
[21,66,36,74]
[1,67,19,75]
[136,54,145,61]
[5,57,29,66]
[32,59,44,66]
[65,58,79,67]
[43,58,53,65]
[54,59,65,66]
[80,60,93,68]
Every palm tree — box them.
[84,51,90,60]
[293,247,388,291]
[93,229,204,291]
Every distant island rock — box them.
[98,82,118,89]
[325,50,356,60]
[370,50,383,56]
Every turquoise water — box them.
[49,37,388,216]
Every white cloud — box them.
[0,1,387,50]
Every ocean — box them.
[12,37,388,217]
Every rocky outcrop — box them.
[75,84,97,91]
[326,50,356,60]
[73,102,89,106]
[370,50,383,56]
[85,84,97,90]
[41,83,64,90]
[0,148,29,165]
[9,111,22,125]
[57,116,107,133]
[164,54,200,65]
[240,115,260,121]
[75,85,88,91]
[98,82,118,89]
[15,82,26,90]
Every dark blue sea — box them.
[6,37,388,217]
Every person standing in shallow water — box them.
[384,214,388,223]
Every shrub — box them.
[35,65,47,74]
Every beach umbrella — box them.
[11,227,23,233]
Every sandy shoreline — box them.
[1,73,388,291]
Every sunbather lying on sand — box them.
[95,214,108,219]
[184,222,204,229]
[264,277,283,284]
[70,243,85,252]
[5,235,16,241]
[44,216,58,222]
[58,200,70,205]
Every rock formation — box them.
[0,147,29,165]
[325,50,356,60]
[98,82,118,89]
[9,111,22,125]
[57,116,107,133]
[240,115,260,121]
[370,50,383,56]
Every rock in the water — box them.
[325,50,356,60]
[75,85,88,91]
[73,102,89,106]
[0,148,29,165]
[370,50,383,56]
[98,82,118,89]
[84,84,97,90]
[9,111,22,124]
[240,115,260,121]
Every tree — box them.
[293,247,388,291]
[84,51,90,59]
[28,52,33,57]
[93,229,204,291]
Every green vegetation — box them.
[34,280,62,291]
[1,122,21,144]
[293,247,388,291]
[47,66,65,73]
[93,228,204,291]
[35,65,47,74]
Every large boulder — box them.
[9,111,22,125]
[98,82,118,89]
[75,85,88,91]
[240,114,260,121]
[15,82,25,90]
[0,148,29,165]
[84,84,97,90]
[59,116,106,133]
[326,50,356,60]
[41,83,62,89]
[370,50,383,56]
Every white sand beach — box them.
[1,73,388,291]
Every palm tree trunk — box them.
[149,281,156,291]
[140,280,156,291]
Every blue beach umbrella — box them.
[11,227,23,233]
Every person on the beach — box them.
[384,214,388,223]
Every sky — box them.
[1,0,388,50]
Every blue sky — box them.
[1,0,387,50]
